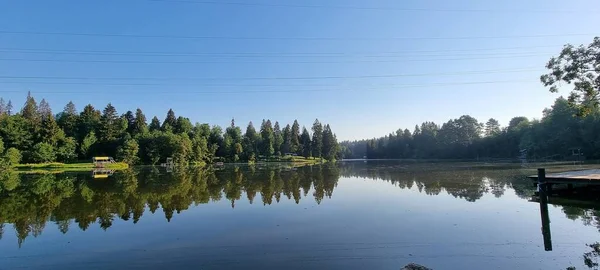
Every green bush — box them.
[31,143,56,163]
[4,148,22,165]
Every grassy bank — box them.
[262,156,326,165]
[13,162,129,172]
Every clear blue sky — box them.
[0,0,598,140]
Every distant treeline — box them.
[0,93,340,165]
[341,97,600,161]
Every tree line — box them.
[342,37,600,161]
[341,97,600,161]
[0,93,340,165]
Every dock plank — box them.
[529,169,600,183]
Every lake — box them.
[1,161,599,270]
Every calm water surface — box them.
[1,161,599,270]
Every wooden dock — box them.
[529,169,600,184]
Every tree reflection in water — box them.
[1,161,599,250]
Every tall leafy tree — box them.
[541,37,600,116]
[162,109,177,131]
[175,116,193,134]
[0,115,33,150]
[260,119,274,157]
[273,121,283,155]
[291,120,300,153]
[149,116,161,132]
[300,127,311,158]
[80,131,97,158]
[123,110,136,134]
[311,119,323,158]
[223,118,243,161]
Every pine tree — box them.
[78,104,101,141]
[300,127,311,158]
[162,109,177,131]
[6,100,13,115]
[311,119,323,158]
[484,118,501,137]
[260,119,274,157]
[175,116,193,134]
[21,91,39,123]
[149,116,161,131]
[99,103,119,141]
[133,109,148,135]
[38,99,52,120]
[243,121,259,160]
[124,110,135,134]
[281,124,292,154]
[58,101,79,138]
[0,98,6,115]
[291,120,300,153]
[322,124,338,161]
[273,121,283,155]
[40,113,63,146]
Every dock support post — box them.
[538,168,552,251]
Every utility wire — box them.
[0,30,595,41]
[0,79,532,93]
[0,45,565,56]
[140,0,596,13]
[0,67,541,82]
[0,54,551,64]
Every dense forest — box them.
[0,93,340,165]
[341,97,600,161]
[342,37,600,161]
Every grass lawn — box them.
[13,162,129,172]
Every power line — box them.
[141,0,596,13]
[0,30,595,41]
[0,45,565,56]
[0,54,551,64]
[0,48,556,58]
[0,79,532,93]
[0,67,541,82]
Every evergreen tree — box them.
[78,104,101,141]
[281,124,292,154]
[223,118,243,161]
[300,127,311,158]
[124,110,136,134]
[162,109,177,131]
[0,98,6,115]
[39,113,63,146]
[57,101,79,138]
[322,124,338,161]
[6,100,13,115]
[291,120,300,153]
[260,119,275,157]
[243,121,259,161]
[99,103,119,142]
[132,109,148,135]
[149,116,161,132]
[38,99,52,120]
[484,118,501,137]
[21,91,39,123]
[311,119,323,158]
[273,121,283,155]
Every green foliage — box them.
[21,91,39,123]
[162,109,177,131]
[273,121,283,155]
[291,120,300,153]
[4,148,22,166]
[541,37,600,116]
[77,104,101,141]
[132,108,148,136]
[80,131,97,157]
[300,127,311,158]
[57,137,77,162]
[175,116,193,134]
[149,116,161,132]
[57,101,79,138]
[243,122,260,160]
[39,114,64,146]
[311,119,323,158]
[0,115,34,151]
[31,143,56,163]
[260,120,274,157]
[322,124,339,161]
[484,118,501,137]
[116,139,140,165]
[99,103,123,142]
